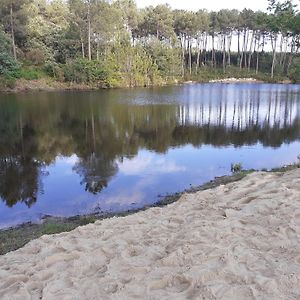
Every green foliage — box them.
[43,60,64,81]
[144,39,181,78]
[13,67,44,80]
[63,59,107,84]
[231,162,242,173]
[0,52,19,76]
[104,44,162,87]
[0,0,300,90]
[25,48,45,65]
[0,31,20,77]
[288,58,300,83]
[0,30,11,53]
[0,75,16,89]
[0,30,19,88]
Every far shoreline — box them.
[0,76,296,94]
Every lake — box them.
[0,83,300,228]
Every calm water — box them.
[0,83,300,228]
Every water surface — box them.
[0,83,299,228]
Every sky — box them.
[135,0,299,12]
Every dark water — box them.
[0,83,300,228]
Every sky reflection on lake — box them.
[0,83,299,227]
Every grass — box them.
[0,216,99,255]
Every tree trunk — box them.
[256,51,259,75]
[239,28,246,69]
[279,34,284,67]
[271,35,277,79]
[237,29,240,55]
[212,34,215,68]
[87,1,92,61]
[204,33,208,64]
[222,34,226,73]
[195,38,201,74]
[247,31,255,72]
[81,41,85,58]
[188,37,192,75]
[282,39,288,74]
[255,34,260,74]
[10,4,16,60]
[180,35,185,77]
[96,41,99,61]
[227,32,232,66]
[244,29,250,68]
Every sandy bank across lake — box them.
[0,168,300,299]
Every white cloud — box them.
[60,154,79,165]
[118,153,186,175]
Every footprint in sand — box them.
[149,274,191,293]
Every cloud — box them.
[118,153,186,176]
[60,154,79,165]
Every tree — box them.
[0,0,32,59]
[0,29,19,76]
[141,4,175,40]
[194,9,209,72]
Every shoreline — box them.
[208,77,263,83]
[0,164,299,298]
[0,163,298,255]
[0,76,295,93]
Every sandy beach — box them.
[208,78,261,83]
[0,168,300,299]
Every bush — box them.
[0,76,16,89]
[0,31,20,78]
[43,61,64,81]
[231,162,242,173]
[63,59,107,84]
[0,52,20,77]
[13,68,42,80]
[288,58,300,83]
[104,45,162,87]
[25,48,45,65]
[144,39,181,77]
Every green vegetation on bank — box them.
[0,0,300,91]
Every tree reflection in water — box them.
[0,84,299,208]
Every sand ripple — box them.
[1,169,300,299]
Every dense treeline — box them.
[0,0,300,89]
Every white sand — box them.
[1,169,300,299]
[209,78,259,83]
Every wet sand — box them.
[0,169,300,299]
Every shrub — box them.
[0,76,16,89]
[104,44,162,87]
[13,68,42,80]
[231,162,242,173]
[44,61,64,81]
[0,52,20,77]
[63,59,107,84]
[0,31,20,78]
[25,48,45,65]
[288,58,300,83]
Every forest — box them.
[0,0,300,90]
